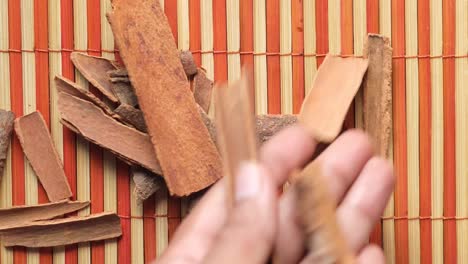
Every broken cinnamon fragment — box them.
[362,34,393,158]
[193,69,214,113]
[256,114,297,143]
[1,212,121,247]
[70,52,119,103]
[111,82,139,107]
[0,200,89,230]
[58,92,161,174]
[299,55,368,142]
[109,0,222,196]
[180,50,198,77]
[0,109,15,179]
[132,167,163,202]
[114,104,147,132]
[14,112,72,202]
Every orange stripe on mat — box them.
[143,195,156,262]
[291,0,304,114]
[315,1,328,67]
[213,0,228,82]
[266,0,280,114]
[189,0,201,66]
[442,1,457,263]
[240,0,255,106]
[117,162,131,263]
[366,0,379,34]
[392,1,409,263]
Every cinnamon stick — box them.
[109,0,222,196]
[362,34,393,158]
[70,52,119,103]
[0,110,15,179]
[180,50,198,77]
[0,200,89,230]
[114,103,147,132]
[14,112,72,202]
[299,55,368,142]
[193,69,214,113]
[1,212,121,247]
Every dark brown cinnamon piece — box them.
[193,69,213,113]
[114,104,147,132]
[180,50,198,77]
[0,110,15,179]
[111,82,139,107]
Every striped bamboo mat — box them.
[0,0,467,263]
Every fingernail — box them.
[235,162,263,201]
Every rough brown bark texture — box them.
[110,82,139,107]
[132,167,163,202]
[362,34,393,158]
[109,0,222,196]
[114,103,147,132]
[193,69,213,113]
[0,109,15,179]
[0,201,89,230]
[180,50,198,77]
[299,55,368,142]
[14,112,73,202]
[1,212,121,247]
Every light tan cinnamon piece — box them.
[1,212,121,248]
[362,34,393,157]
[58,92,162,174]
[294,161,354,264]
[114,104,147,132]
[0,200,89,230]
[14,112,72,202]
[0,110,15,179]
[70,52,119,103]
[299,55,368,142]
[180,50,198,77]
[109,0,222,196]
[131,167,163,203]
[193,69,214,113]
[214,73,257,208]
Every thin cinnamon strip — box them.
[14,112,72,202]
[0,109,15,179]
[299,55,368,142]
[193,69,214,113]
[0,200,89,230]
[70,52,119,103]
[114,104,147,132]
[109,0,222,196]
[1,212,121,247]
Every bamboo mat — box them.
[0,0,467,263]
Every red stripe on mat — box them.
[266,0,281,114]
[143,194,156,262]
[189,0,201,66]
[213,0,228,82]
[239,0,255,107]
[366,0,379,34]
[315,0,328,67]
[292,0,304,114]
[392,1,409,263]
[442,1,457,263]
[117,162,131,263]
[418,1,432,263]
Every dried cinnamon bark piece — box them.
[0,110,15,179]
[299,55,368,142]
[256,114,297,143]
[109,0,222,196]
[362,34,393,158]
[180,50,198,77]
[132,167,163,202]
[70,52,119,103]
[114,104,147,132]
[1,212,121,247]
[193,69,213,113]
[108,68,128,78]
[58,92,162,174]
[0,200,89,230]
[14,112,72,202]
[111,82,138,107]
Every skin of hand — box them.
[156,125,394,264]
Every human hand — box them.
[156,125,394,264]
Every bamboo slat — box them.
[266,0,280,114]
[315,1,328,66]
[117,162,131,264]
[253,0,267,114]
[143,195,156,262]
[0,0,13,262]
[353,1,366,129]
[303,0,316,95]
[155,188,168,257]
[340,0,355,132]
[455,1,468,263]
[213,0,227,82]
[328,0,340,54]
[227,0,240,82]
[279,0,292,114]
[200,0,215,116]
[240,0,254,106]
[405,1,420,263]
[189,0,201,66]
[291,0,304,113]
[131,179,144,264]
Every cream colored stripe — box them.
[201,0,215,117]
[74,0,91,262]
[429,0,443,263]
[155,188,168,257]
[455,0,468,263]
[160,0,164,9]
[303,0,316,95]
[21,1,40,262]
[328,0,341,54]
[178,0,190,50]
[379,1,395,263]
[253,0,267,114]
[131,179,144,264]
[100,0,118,262]
[279,0,292,114]
[227,0,241,82]
[405,1,420,263]
[0,0,13,262]
[353,1,366,129]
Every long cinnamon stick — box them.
[14,112,72,202]
[0,110,15,179]
[299,55,368,142]
[362,34,393,158]
[109,0,222,196]
[1,212,121,247]
[0,200,89,230]
[70,52,119,103]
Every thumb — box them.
[203,162,277,264]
